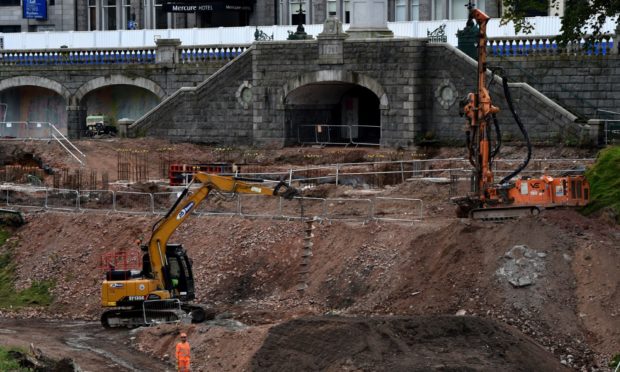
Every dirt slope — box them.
[6,208,619,370]
[1,140,618,370]
[251,315,568,371]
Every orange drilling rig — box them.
[452,3,590,220]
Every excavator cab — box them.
[163,244,195,302]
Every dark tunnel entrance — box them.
[284,82,381,146]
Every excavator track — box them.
[469,206,540,221]
[101,308,186,328]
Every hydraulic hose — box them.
[491,113,501,159]
[500,76,531,184]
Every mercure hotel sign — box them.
[164,1,252,12]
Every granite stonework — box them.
[0,61,227,138]
[131,38,602,148]
[2,38,616,147]
[131,37,425,148]
[487,54,620,120]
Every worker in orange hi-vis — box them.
[175,332,191,372]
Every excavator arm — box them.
[101,173,298,327]
[147,173,298,289]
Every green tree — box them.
[500,0,620,44]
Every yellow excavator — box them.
[101,173,298,328]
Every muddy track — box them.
[0,318,171,371]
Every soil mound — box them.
[251,315,567,371]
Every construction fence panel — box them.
[153,191,180,214]
[238,194,281,219]
[7,187,46,209]
[291,166,336,186]
[280,196,326,220]
[0,189,7,205]
[114,191,154,214]
[325,198,372,221]
[45,188,79,211]
[0,122,29,138]
[372,197,423,222]
[78,190,115,211]
[196,193,239,216]
[142,299,185,325]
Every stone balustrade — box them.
[0,42,249,66]
[488,34,615,57]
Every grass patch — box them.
[0,228,54,308]
[582,146,620,223]
[0,346,30,372]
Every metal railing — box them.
[0,185,426,222]
[297,124,381,147]
[488,34,615,57]
[0,47,157,66]
[601,120,620,145]
[0,121,86,165]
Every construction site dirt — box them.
[0,139,618,371]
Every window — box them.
[395,0,406,21]
[0,0,20,6]
[0,25,20,32]
[88,0,97,30]
[123,0,132,29]
[433,0,446,20]
[290,0,306,25]
[516,0,548,16]
[327,0,336,17]
[344,0,350,23]
[434,0,482,20]
[451,0,468,19]
[103,0,117,30]
[411,0,419,20]
[155,0,168,29]
[279,0,286,24]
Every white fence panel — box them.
[373,197,423,221]
[79,190,115,211]
[152,191,179,213]
[389,21,414,37]
[325,198,372,220]
[7,187,46,208]
[46,189,78,210]
[281,196,325,220]
[195,193,239,215]
[115,191,153,214]
[1,17,617,50]
[239,194,281,218]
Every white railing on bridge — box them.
[1,16,616,50]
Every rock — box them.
[455,309,467,316]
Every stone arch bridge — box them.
[1,36,615,147]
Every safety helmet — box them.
[180,332,187,338]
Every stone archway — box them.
[73,75,166,105]
[282,70,389,110]
[0,76,71,101]
[282,71,388,146]
[0,76,71,131]
[70,75,165,137]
